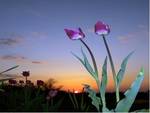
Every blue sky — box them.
[0,0,149,91]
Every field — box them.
[0,83,149,112]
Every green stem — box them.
[25,76,27,85]
[46,101,49,111]
[80,39,104,110]
[51,98,53,106]
[68,92,76,109]
[102,35,120,102]
[79,39,98,75]
[96,80,106,110]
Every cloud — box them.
[25,9,42,17]
[0,55,27,61]
[0,38,20,46]
[0,55,26,61]
[31,32,48,39]
[32,61,43,64]
[31,60,48,64]
[0,33,24,46]
[118,33,135,43]
[117,24,148,43]
[0,54,47,65]
[0,38,18,46]
[137,24,147,29]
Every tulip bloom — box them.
[65,27,98,75]
[37,80,44,86]
[26,80,31,84]
[22,71,30,77]
[19,80,24,84]
[95,21,110,35]
[46,89,58,101]
[22,71,30,85]
[48,89,58,98]
[64,28,85,40]
[9,79,17,85]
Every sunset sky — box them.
[0,0,149,92]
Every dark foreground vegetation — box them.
[0,84,149,112]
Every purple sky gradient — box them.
[0,0,149,91]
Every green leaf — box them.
[100,57,107,98]
[71,51,97,79]
[115,68,144,112]
[134,109,150,112]
[117,52,133,87]
[0,65,19,75]
[49,98,64,111]
[100,57,109,112]
[83,84,101,111]
[71,52,85,66]
[68,92,76,109]
[102,107,110,112]
[0,89,4,92]
[81,48,97,77]
[73,93,79,109]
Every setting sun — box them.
[74,90,79,94]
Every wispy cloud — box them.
[31,32,48,39]
[117,24,148,43]
[0,38,20,46]
[0,55,26,61]
[118,33,135,43]
[25,9,42,17]
[31,61,45,64]
[0,54,47,65]
[0,33,24,46]
[137,24,147,29]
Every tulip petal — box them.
[64,28,85,40]
[95,21,110,35]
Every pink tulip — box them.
[95,21,110,35]
[64,28,85,40]
[48,89,58,98]
[46,89,58,101]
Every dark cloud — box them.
[0,33,24,46]
[0,54,46,65]
[0,55,26,61]
[32,61,43,64]
[0,38,20,46]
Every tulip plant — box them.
[64,21,145,112]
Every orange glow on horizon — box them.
[15,69,149,92]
